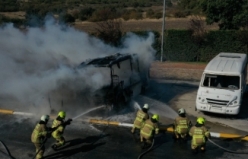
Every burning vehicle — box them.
[78,53,149,109]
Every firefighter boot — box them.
[191,148,198,154]
[131,128,135,134]
[51,142,62,151]
[51,144,58,151]
[200,147,206,153]
[172,134,179,143]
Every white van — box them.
[196,52,247,115]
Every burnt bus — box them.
[78,53,148,109]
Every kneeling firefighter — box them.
[173,108,192,142]
[51,111,72,150]
[189,117,210,153]
[131,103,150,134]
[140,114,160,149]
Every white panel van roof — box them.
[204,52,247,74]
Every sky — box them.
[0,18,156,117]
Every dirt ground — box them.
[150,61,207,81]
[151,61,206,69]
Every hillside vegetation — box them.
[0,0,247,59]
[0,0,200,26]
[1,0,247,31]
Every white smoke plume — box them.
[0,19,156,118]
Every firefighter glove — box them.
[65,118,73,125]
[205,137,208,141]
[48,127,57,132]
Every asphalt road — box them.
[1,79,248,159]
[147,79,248,134]
[0,114,247,159]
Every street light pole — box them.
[161,0,166,62]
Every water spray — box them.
[72,105,105,120]
[134,102,142,110]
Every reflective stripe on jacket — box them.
[174,116,191,134]
[31,123,48,144]
[189,126,210,146]
[133,110,149,129]
[52,119,64,138]
[140,119,159,139]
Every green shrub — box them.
[89,8,118,22]
[153,12,162,19]
[78,7,95,21]
[163,30,248,62]
[174,10,188,18]
[121,9,143,20]
[61,13,75,23]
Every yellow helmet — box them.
[152,114,159,121]
[197,117,205,124]
[58,111,66,119]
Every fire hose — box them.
[0,140,15,159]
[137,139,155,159]
[208,138,248,154]
[1,107,248,157]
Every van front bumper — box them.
[196,103,240,115]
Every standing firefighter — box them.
[131,103,149,134]
[31,115,50,159]
[51,111,72,150]
[189,117,210,153]
[173,108,192,142]
[140,114,159,149]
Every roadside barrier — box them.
[0,108,57,119]
[0,109,14,114]
[88,119,248,141]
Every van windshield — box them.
[202,74,240,90]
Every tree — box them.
[233,3,248,30]
[61,13,75,23]
[78,7,95,21]
[188,16,206,45]
[201,0,246,30]
[94,19,123,46]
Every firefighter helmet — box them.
[41,115,50,122]
[58,111,66,119]
[152,114,159,121]
[197,117,205,124]
[143,103,149,109]
[178,108,186,115]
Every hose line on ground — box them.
[60,110,112,159]
[137,139,155,159]
[0,140,15,159]
[209,139,248,154]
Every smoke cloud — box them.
[0,19,156,118]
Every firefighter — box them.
[173,108,192,142]
[31,115,51,159]
[51,111,72,150]
[140,114,159,149]
[189,117,210,153]
[131,103,150,134]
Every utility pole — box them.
[161,0,166,62]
